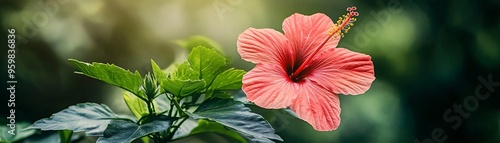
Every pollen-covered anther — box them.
[348,6,357,12]
[329,6,359,38]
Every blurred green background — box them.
[1,0,499,142]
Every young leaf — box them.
[96,116,173,143]
[27,103,120,136]
[159,61,205,97]
[68,59,143,97]
[123,92,149,119]
[161,79,206,97]
[171,62,199,80]
[190,120,247,143]
[187,46,226,85]
[151,60,166,82]
[187,99,283,143]
[204,68,245,99]
[210,68,246,90]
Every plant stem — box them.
[143,93,161,141]
[166,116,189,141]
[157,110,169,116]
[182,93,203,109]
[146,99,156,121]
[172,97,185,117]
[167,94,175,117]
[162,93,192,141]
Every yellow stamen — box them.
[290,6,359,81]
[328,8,359,38]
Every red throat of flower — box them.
[290,6,359,81]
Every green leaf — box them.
[187,46,226,85]
[0,122,36,143]
[205,68,245,99]
[209,68,246,91]
[190,120,247,143]
[123,92,149,119]
[188,99,283,143]
[171,62,200,80]
[160,61,206,97]
[161,79,206,97]
[97,116,173,143]
[206,91,232,99]
[68,59,143,97]
[151,60,166,82]
[163,46,245,98]
[27,103,120,136]
[58,130,73,143]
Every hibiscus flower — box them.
[237,7,375,131]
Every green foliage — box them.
[123,92,149,119]
[151,60,167,82]
[30,44,279,143]
[0,122,36,143]
[68,59,143,98]
[170,62,200,80]
[187,46,227,86]
[209,68,246,90]
[190,120,247,143]
[206,68,246,98]
[188,99,283,143]
[27,103,120,136]
[208,91,233,99]
[162,46,246,99]
[97,116,172,143]
[161,78,206,97]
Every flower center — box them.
[289,6,359,82]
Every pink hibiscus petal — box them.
[290,79,341,131]
[239,11,374,132]
[237,28,293,66]
[307,48,375,95]
[242,64,298,108]
[282,13,340,64]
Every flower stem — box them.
[166,116,189,141]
